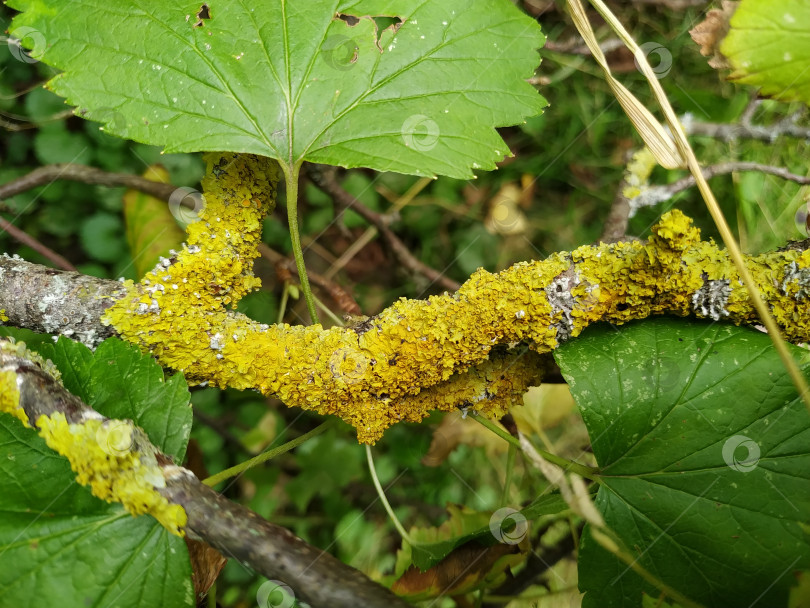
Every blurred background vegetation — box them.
[1,1,808,606]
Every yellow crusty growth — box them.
[621,146,658,200]
[104,153,810,443]
[0,369,23,425]
[35,413,187,535]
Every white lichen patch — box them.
[691,275,731,321]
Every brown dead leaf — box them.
[392,539,528,599]
[186,538,227,603]
[422,411,507,467]
[689,2,738,69]
[512,384,576,435]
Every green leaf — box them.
[0,337,194,608]
[39,337,193,462]
[401,491,571,572]
[721,0,810,105]
[123,165,187,278]
[33,124,93,165]
[79,212,127,263]
[555,318,810,608]
[8,0,546,179]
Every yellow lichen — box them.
[0,309,8,323]
[0,337,62,384]
[621,146,658,200]
[0,369,24,426]
[103,153,810,443]
[35,412,187,535]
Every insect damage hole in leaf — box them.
[336,13,405,52]
[192,3,211,28]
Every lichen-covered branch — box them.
[0,342,412,608]
[0,253,125,345]
[3,152,810,444]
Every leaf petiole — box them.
[281,161,320,324]
[471,414,598,481]
[203,418,336,487]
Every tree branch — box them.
[307,164,462,292]
[629,161,810,214]
[0,216,77,270]
[682,109,810,143]
[0,346,412,608]
[0,162,361,315]
[0,253,124,345]
[602,159,810,242]
[0,163,178,203]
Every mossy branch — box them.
[3,152,810,443]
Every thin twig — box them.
[307,165,461,292]
[631,162,810,213]
[0,163,178,202]
[544,37,624,56]
[0,216,76,270]
[602,161,810,242]
[630,0,709,7]
[682,111,810,143]
[259,243,362,315]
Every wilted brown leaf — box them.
[392,539,528,600]
[689,1,738,69]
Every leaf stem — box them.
[471,414,598,481]
[365,445,415,546]
[502,443,516,504]
[282,161,320,324]
[203,419,335,487]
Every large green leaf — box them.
[555,318,810,608]
[0,337,194,608]
[39,337,193,462]
[721,0,810,105]
[7,0,547,179]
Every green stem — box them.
[276,282,291,325]
[314,293,345,326]
[471,414,598,481]
[501,443,516,504]
[203,419,335,487]
[365,445,414,546]
[282,161,319,324]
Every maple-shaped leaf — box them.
[8,0,547,179]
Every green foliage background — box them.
[1,2,810,607]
